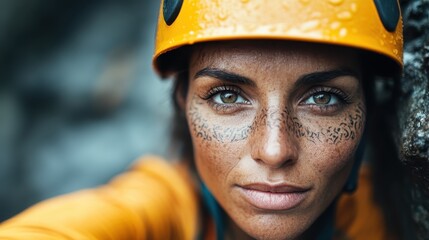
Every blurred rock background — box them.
[0,0,173,220]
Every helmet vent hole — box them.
[163,0,183,26]
[373,0,400,32]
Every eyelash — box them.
[301,86,352,112]
[200,85,351,114]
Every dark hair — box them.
[170,70,195,168]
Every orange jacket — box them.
[0,155,389,239]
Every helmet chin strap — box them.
[343,130,367,193]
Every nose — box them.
[250,108,300,169]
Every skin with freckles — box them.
[183,41,366,240]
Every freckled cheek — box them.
[298,108,365,180]
[194,141,233,172]
[309,141,357,177]
[302,124,363,203]
[296,123,364,198]
[186,102,254,185]
[189,122,244,190]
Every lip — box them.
[238,183,310,211]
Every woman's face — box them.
[185,41,365,239]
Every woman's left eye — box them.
[303,92,339,105]
[212,91,248,104]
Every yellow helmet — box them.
[153,0,403,76]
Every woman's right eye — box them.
[211,90,248,104]
[201,86,251,113]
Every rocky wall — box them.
[399,0,429,238]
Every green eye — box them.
[212,91,247,104]
[220,91,238,103]
[305,92,339,105]
[313,93,331,104]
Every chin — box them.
[244,226,306,240]
[231,211,317,240]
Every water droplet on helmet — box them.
[203,13,211,21]
[337,11,352,20]
[328,0,343,6]
[339,28,348,37]
[350,3,358,12]
[379,40,385,46]
[245,23,257,32]
[301,20,320,32]
[330,21,341,30]
[310,11,322,18]
[282,2,290,10]
[268,25,277,33]
[393,49,398,55]
[218,10,228,21]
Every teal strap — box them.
[200,182,225,240]
[316,202,336,240]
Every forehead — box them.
[190,40,361,73]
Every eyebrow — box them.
[294,68,360,89]
[194,67,257,87]
[194,67,359,88]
